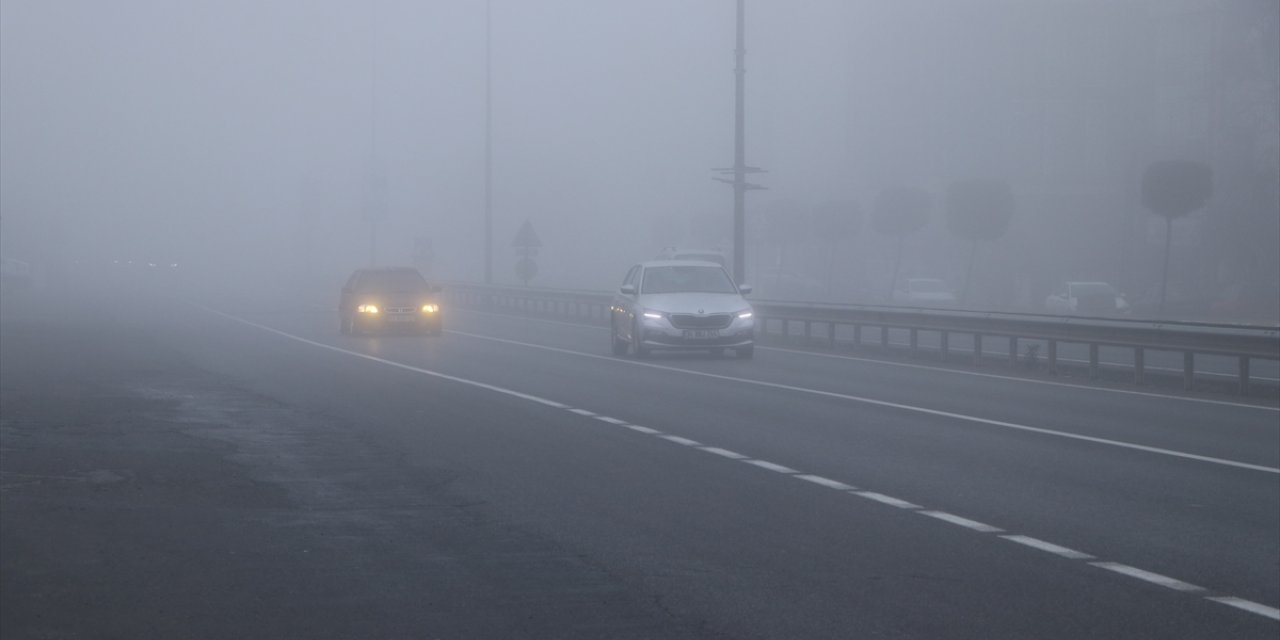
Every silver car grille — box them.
[668,313,733,330]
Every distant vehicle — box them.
[891,278,958,306]
[611,260,755,359]
[339,267,442,335]
[656,247,728,268]
[1044,281,1129,315]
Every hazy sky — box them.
[2,1,1276,303]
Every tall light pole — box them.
[484,0,493,283]
[365,0,386,266]
[714,0,765,284]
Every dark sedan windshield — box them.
[641,266,737,294]
[359,270,429,292]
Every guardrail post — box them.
[1048,340,1058,375]
[1089,344,1099,380]
[828,323,836,348]
[881,326,889,350]
[782,319,790,340]
[853,324,861,349]
[1183,352,1194,391]
[804,321,812,341]
[910,328,918,358]
[973,334,983,366]
[1008,337,1017,368]
[1134,348,1145,385]
[1238,356,1250,396]
[940,331,949,361]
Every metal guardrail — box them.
[443,282,1280,396]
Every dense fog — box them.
[2,0,1277,321]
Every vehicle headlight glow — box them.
[642,311,664,319]
[357,304,379,314]
[421,304,439,313]
[738,310,753,319]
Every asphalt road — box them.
[3,281,1277,639]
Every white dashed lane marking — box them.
[742,460,800,474]
[919,511,1005,533]
[1090,562,1205,593]
[699,447,748,460]
[201,307,1280,624]
[1000,535,1094,560]
[660,435,702,447]
[854,491,922,510]
[1207,597,1280,621]
[795,474,858,491]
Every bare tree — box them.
[946,180,1014,304]
[1141,160,1213,313]
[871,187,931,299]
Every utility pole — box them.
[484,0,493,283]
[714,0,765,284]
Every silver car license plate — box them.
[389,314,415,322]
[683,329,719,339]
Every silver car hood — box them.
[637,292,749,314]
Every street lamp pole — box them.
[732,0,746,283]
[714,0,765,284]
[484,0,493,284]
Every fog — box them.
[2,0,1277,321]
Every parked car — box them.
[339,267,442,335]
[891,278,957,306]
[1044,281,1129,315]
[611,260,755,358]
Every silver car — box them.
[610,260,755,359]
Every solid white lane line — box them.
[1090,562,1205,592]
[569,408,597,416]
[795,474,858,491]
[743,460,799,474]
[594,416,629,425]
[451,308,1280,411]
[1206,597,1280,621]
[445,330,1280,474]
[699,447,749,460]
[919,511,1004,533]
[660,435,702,447]
[1000,535,1095,560]
[852,491,921,509]
[761,344,1280,409]
[205,308,1279,623]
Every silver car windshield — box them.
[641,266,737,294]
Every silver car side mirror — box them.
[620,284,636,295]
